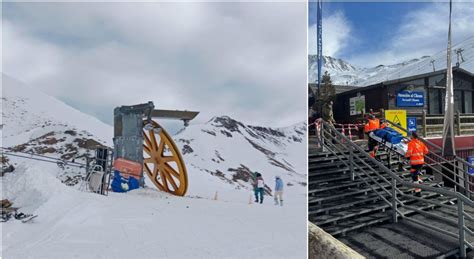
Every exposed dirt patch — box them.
[215,151,225,161]
[40,137,65,145]
[34,146,57,154]
[64,130,77,136]
[229,164,253,183]
[211,116,244,133]
[220,130,232,137]
[182,144,194,155]
[292,135,302,143]
[269,158,294,173]
[245,138,275,157]
[209,169,233,184]
[10,144,28,152]
[201,130,216,136]
[248,126,285,138]
[73,138,104,149]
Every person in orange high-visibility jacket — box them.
[364,114,380,152]
[405,132,428,196]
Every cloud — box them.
[349,2,474,67]
[308,11,352,57]
[2,2,307,132]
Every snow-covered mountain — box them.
[309,36,474,86]
[1,74,306,198]
[1,74,307,258]
[1,74,113,161]
[175,116,306,197]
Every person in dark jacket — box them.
[253,172,265,204]
[321,101,335,124]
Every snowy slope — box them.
[1,74,113,148]
[309,36,474,86]
[1,160,307,259]
[1,74,307,258]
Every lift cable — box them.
[0,147,87,168]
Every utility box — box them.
[113,102,155,179]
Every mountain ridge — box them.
[1,74,306,198]
[309,36,474,86]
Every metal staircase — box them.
[309,120,474,257]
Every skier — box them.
[254,172,265,204]
[274,176,284,206]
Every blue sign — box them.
[468,156,474,175]
[407,117,417,132]
[396,91,424,107]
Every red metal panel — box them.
[113,158,142,179]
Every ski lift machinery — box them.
[113,101,199,196]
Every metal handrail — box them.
[384,120,473,195]
[320,119,473,257]
[385,120,471,168]
[322,136,402,203]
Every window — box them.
[454,90,462,113]
[429,88,440,114]
[454,77,472,90]
[465,91,473,113]
[429,74,445,87]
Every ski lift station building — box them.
[327,67,474,159]
[332,67,474,124]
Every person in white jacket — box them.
[253,172,265,204]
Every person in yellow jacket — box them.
[405,132,428,196]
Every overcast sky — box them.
[2,2,307,133]
[308,1,474,67]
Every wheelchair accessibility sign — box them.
[407,117,417,132]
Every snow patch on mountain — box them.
[1,74,306,199]
[1,74,113,148]
[175,116,307,198]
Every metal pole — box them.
[422,109,427,137]
[456,110,461,136]
[316,0,323,115]
[392,178,398,223]
[320,121,325,149]
[458,198,466,258]
[350,146,354,181]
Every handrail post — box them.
[458,198,466,258]
[350,146,354,181]
[422,109,427,138]
[456,110,461,136]
[391,178,398,223]
[320,120,325,149]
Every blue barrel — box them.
[469,156,474,175]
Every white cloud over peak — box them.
[349,2,474,67]
[308,11,353,57]
[2,2,307,132]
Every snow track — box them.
[1,161,306,258]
